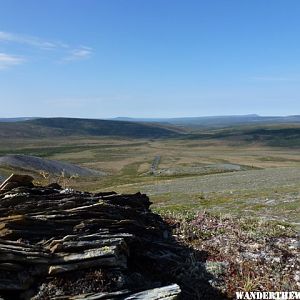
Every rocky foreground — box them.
[0,175,225,300]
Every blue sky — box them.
[0,0,300,118]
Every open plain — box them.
[0,123,299,229]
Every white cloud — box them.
[63,46,93,61]
[0,31,93,62]
[0,31,64,50]
[0,31,13,41]
[0,52,24,69]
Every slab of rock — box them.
[0,176,183,300]
[0,174,34,191]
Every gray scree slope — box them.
[0,154,104,177]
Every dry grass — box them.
[162,211,300,298]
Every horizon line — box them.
[1,114,300,120]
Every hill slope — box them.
[0,154,104,176]
[0,117,182,139]
[185,126,300,147]
[114,114,300,128]
[0,117,38,122]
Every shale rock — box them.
[0,175,182,299]
[0,174,34,191]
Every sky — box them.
[0,0,300,118]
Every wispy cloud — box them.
[63,46,93,61]
[0,52,24,69]
[0,31,93,64]
[251,76,300,82]
[0,31,66,50]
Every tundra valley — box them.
[0,116,299,298]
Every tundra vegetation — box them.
[0,118,299,297]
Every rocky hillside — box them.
[0,155,104,177]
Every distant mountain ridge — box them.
[112,115,300,128]
[0,116,300,147]
[0,117,38,122]
[0,117,181,139]
[2,115,300,128]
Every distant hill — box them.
[2,116,300,145]
[112,115,300,128]
[184,126,300,147]
[0,117,38,122]
[0,117,182,139]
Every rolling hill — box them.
[0,117,182,139]
[184,126,300,147]
[1,116,300,146]
[113,114,300,128]
[0,117,38,122]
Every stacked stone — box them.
[0,174,181,299]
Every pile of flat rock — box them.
[0,174,182,299]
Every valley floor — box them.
[0,136,299,228]
[0,134,299,298]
